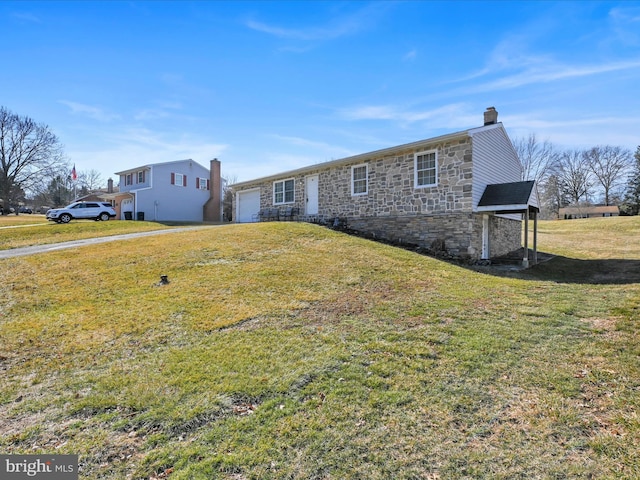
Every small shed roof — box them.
[477,180,538,213]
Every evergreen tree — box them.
[621,146,640,215]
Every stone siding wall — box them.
[349,213,477,258]
[346,213,521,259]
[317,137,474,217]
[488,215,523,258]
[234,135,523,260]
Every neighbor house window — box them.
[196,177,209,190]
[171,172,186,187]
[137,170,145,183]
[274,178,294,204]
[351,164,368,195]
[125,174,133,186]
[415,150,437,188]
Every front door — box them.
[305,175,319,216]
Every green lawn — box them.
[1,218,638,479]
[0,217,184,250]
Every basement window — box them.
[274,178,294,204]
[415,150,437,188]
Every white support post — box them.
[522,211,529,268]
[533,209,538,265]
[481,214,490,260]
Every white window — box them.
[171,172,186,187]
[137,171,145,183]
[125,174,133,186]
[351,164,368,195]
[197,177,209,190]
[274,178,294,204]
[415,150,437,188]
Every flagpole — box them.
[71,164,78,200]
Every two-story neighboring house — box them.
[231,108,539,263]
[113,159,222,222]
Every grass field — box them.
[0,215,186,251]
[1,217,638,479]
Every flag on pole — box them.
[71,164,77,181]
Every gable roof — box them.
[231,123,507,188]
[115,159,208,176]
[477,180,538,213]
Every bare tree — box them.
[584,145,632,206]
[512,133,558,183]
[557,149,592,205]
[538,173,568,219]
[78,169,104,191]
[0,106,66,213]
[222,174,237,222]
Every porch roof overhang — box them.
[476,180,539,214]
[477,180,539,267]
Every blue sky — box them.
[2,1,639,185]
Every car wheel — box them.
[99,212,110,221]
[59,213,72,223]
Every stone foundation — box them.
[345,213,521,260]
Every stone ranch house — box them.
[231,108,539,262]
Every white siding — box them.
[470,125,522,211]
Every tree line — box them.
[0,106,103,213]
[512,134,639,219]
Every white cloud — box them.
[337,102,476,129]
[11,11,41,23]
[471,58,640,93]
[609,6,640,46]
[245,3,389,42]
[59,101,120,122]
[504,112,640,151]
[266,134,353,157]
[67,128,228,182]
[403,49,417,61]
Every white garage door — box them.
[237,189,261,223]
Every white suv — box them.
[46,202,117,223]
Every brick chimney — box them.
[107,178,114,194]
[484,106,498,125]
[203,158,222,222]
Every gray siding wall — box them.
[129,161,211,222]
[471,125,522,209]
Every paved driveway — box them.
[0,226,214,259]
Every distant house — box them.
[558,205,620,219]
[113,159,222,222]
[231,107,539,263]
